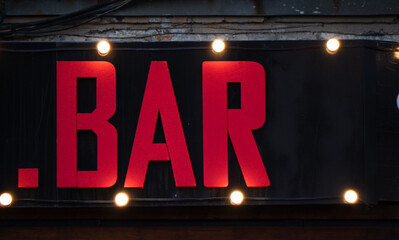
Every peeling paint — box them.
[4,16,399,43]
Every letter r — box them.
[203,61,270,187]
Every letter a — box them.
[124,61,196,188]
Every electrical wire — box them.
[0,42,396,53]
[15,196,343,205]
[0,0,132,38]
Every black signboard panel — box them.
[0,41,398,207]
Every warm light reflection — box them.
[212,39,225,53]
[230,190,244,205]
[0,193,12,206]
[114,192,129,207]
[326,38,340,53]
[97,40,111,56]
[344,190,358,204]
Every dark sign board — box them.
[0,40,398,207]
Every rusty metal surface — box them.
[4,0,399,16]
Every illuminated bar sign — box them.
[0,41,398,207]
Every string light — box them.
[212,39,225,53]
[326,38,340,53]
[344,189,358,204]
[97,40,111,56]
[230,190,244,205]
[394,48,399,60]
[0,193,12,207]
[114,192,129,207]
[0,41,397,54]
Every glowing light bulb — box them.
[344,190,358,204]
[212,39,225,53]
[230,190,244,205]
[114,192,129,207]
[97,40,111,56]
[0,193,12,206]
[326,38,340,53]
